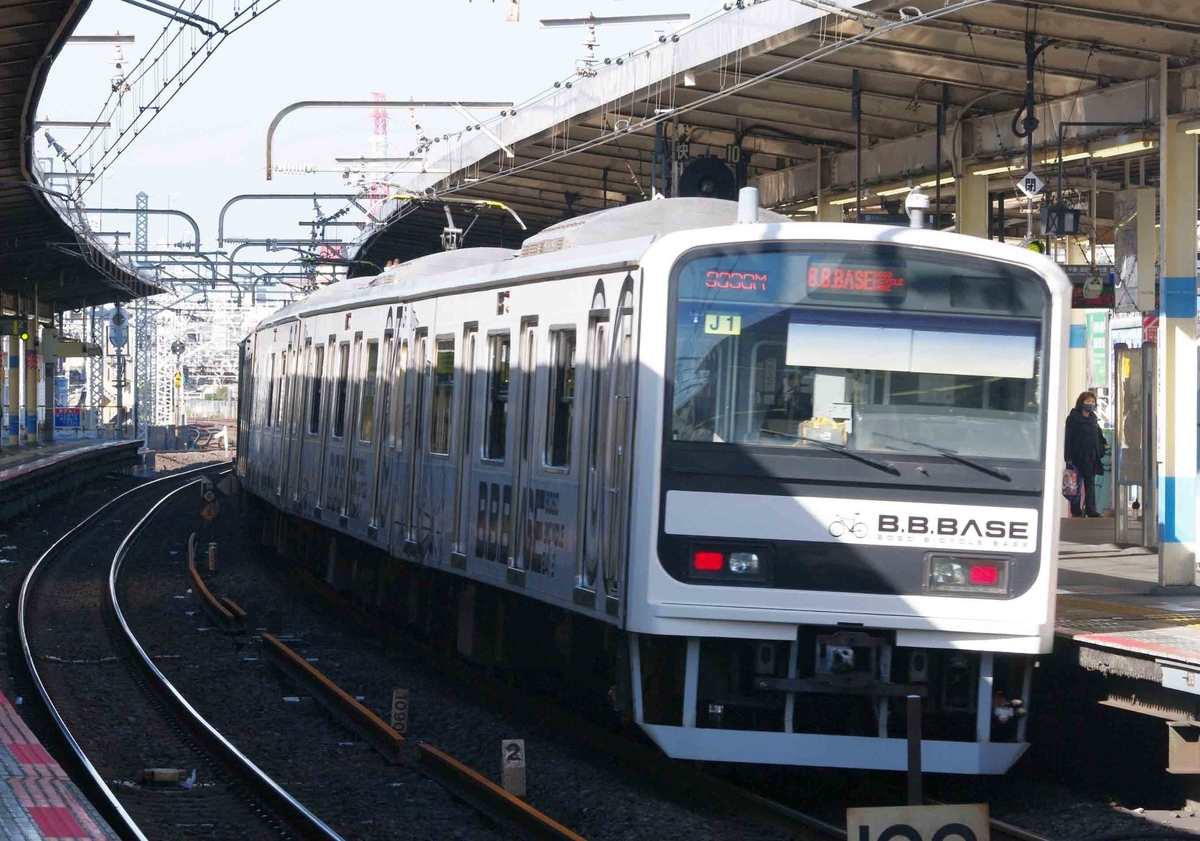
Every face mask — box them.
[1082,404,1095,412]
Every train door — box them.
[386,335,410,554]
[406,330,429,548]
[319,338,349,516]
[278,331,300,502]
[348,337,380,525]
[368,328,395,539]
[577,314,609,601]
[453,327,478,557]
[288,337,311,507]
[511,320,539,573]
[236,339,251,477]
[340,333,364,518]
[601,278,637,607]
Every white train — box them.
[238,194,1070,774]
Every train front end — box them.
[626,223,1070,774]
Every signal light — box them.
[692,550,724,572]
[0,317,29,340]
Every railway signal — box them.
[0,317,29,341]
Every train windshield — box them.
[670,244,1049,462]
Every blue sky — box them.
[38,0,729,262]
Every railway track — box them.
[280,564,1061,841]
[18,464,341,841]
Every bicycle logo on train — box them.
[828,514,868,539]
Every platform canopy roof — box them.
[353,0,1200,273]
[0,0,164,315]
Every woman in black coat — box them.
[1065,391,1106,517]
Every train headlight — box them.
[925,553,1010,596]
[728,552,760,574]
[930,559,967,586]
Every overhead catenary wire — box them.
[69,1,284,199]
[396,0,1004,208]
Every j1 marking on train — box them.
[847,803,989,841]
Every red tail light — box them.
[969,565,999,586]
[692,550,725,571]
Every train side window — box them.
[309,345,324,434]
[430,339,455,454]
[333,342,350,439]
[484,334,510,461]
[359,340,379,442]
[265,353,275,427]
[545,329,576,468]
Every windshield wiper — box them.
[874,432,1011,482]
[759,427,900,476]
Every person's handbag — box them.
[1062,466,1082,503]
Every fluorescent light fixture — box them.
[1089,134,1157,159]
[1180,117,1200,136]
[875,186,913,197]
[827,194,866,206]
[918,176,954,188]
[794,204,819,213]
[970,162,1019,177]
[1040,151,1091,165]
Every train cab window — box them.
[309,345,324,435]
[359,341,379,442]
[484,334,510,461]
[265,354,275,427]
[545,330,576,468]
[333,343,350,439]
[430,339,455,454]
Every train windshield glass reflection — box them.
[669,244,1049,461]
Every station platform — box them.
[0,439,141,522]
[1056,526,1200,667]
[0,688,116,838]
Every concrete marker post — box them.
[389,688,409,735]
[501,739,526,798]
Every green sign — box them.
[1086,311,1108,388]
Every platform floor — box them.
[0,438,131,482]
[0,688,116,838]
[1056,534,1200,666]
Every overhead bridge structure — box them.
[0,0,162,318]
[352,0,1199,268]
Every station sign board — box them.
[54,408,81,428]
[1062,265,1115,309]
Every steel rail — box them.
[108,473,343,840]
[17,462,221,840]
